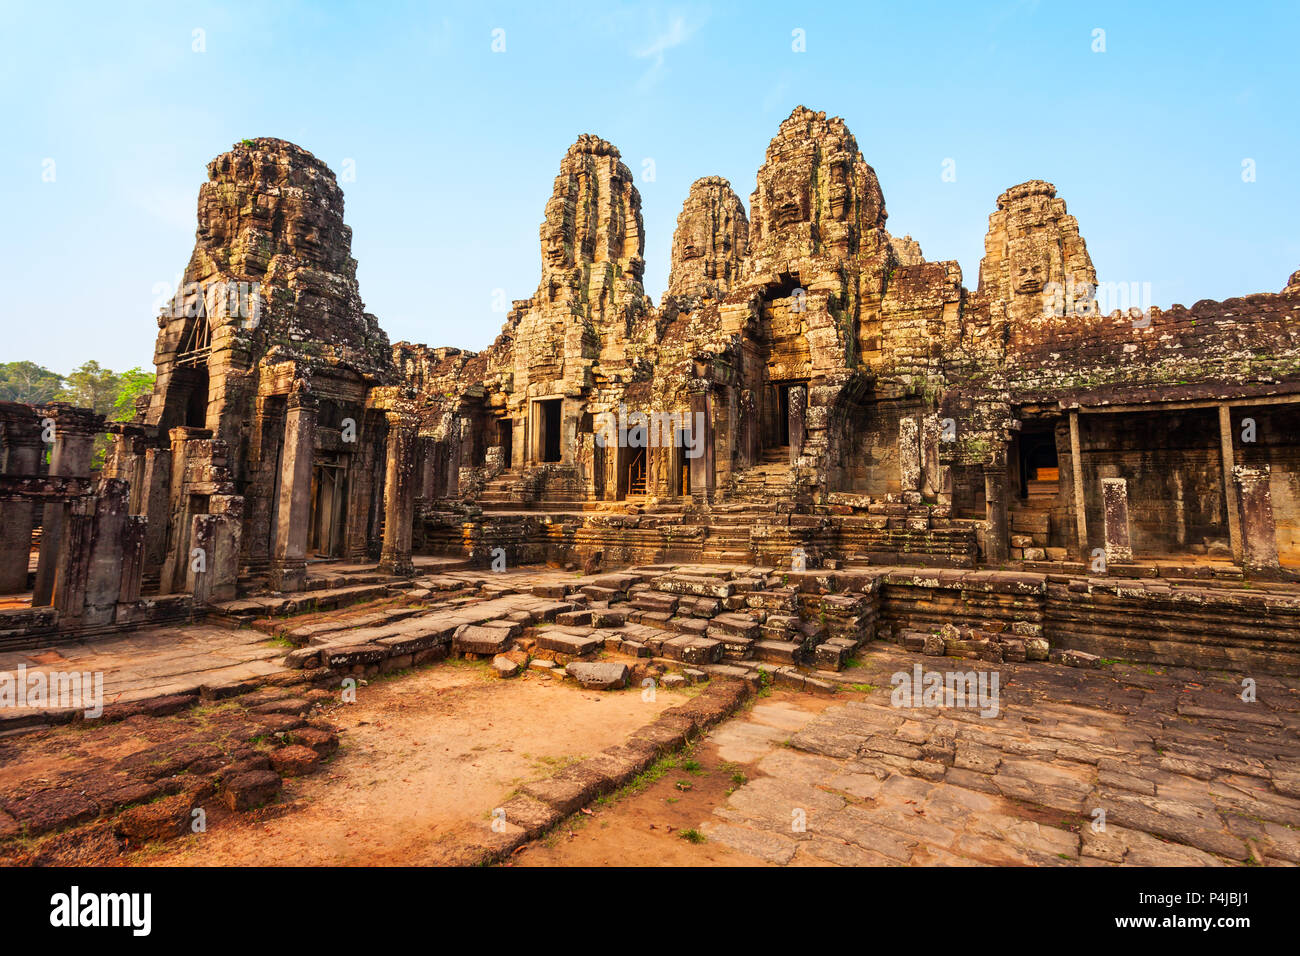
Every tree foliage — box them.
[0,361,64,404]
[0,359,154,421]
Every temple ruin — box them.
[3,107,1300,676]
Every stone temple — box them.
[3,107,1300,677]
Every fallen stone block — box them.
[663,635,724,665]
[223,770,282,811]
[536,630,603,656]
[566,661,629,690]
[270,745,322,777]
[286,726,339,757]
[1050,649,1103,669]
[453,624,513,656]
[492,655,521,678]
[324,644,389,668]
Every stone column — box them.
[899,418,921,493]
[118,515,147,609]
[1101,477,1133,562]
[688,386,715,502]
[1234,465,1279,571]
[788,384,807,464]
[1218,404,1243,562]
[159,428,203,595]
[79,478,130,627]
[444,422,462,498]
[0,411,42,594]
[921,415,942,499]
[269,392,317,592]
[983,453,1009,564]
[33,406,100,606]
[379,414,416,576]
[1068,409,1088,558]
[419,439,436,499]
[189,495,244,604]
[52,502,93,621]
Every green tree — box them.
[0,361,64,404]
[57,360,120,416]
[110,367,155,422]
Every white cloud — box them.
[634,12,701,91]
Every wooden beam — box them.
[1218,403,1243,562]
[1074,393,1300,415]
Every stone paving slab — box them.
[699,645,1300,866]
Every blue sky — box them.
[2,0,1297,375]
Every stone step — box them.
[706,612,761,640]
[753,639,802,664]
[666,616,711,637]
[631,592,679,614]
[661,634,725,665]
[654,575,733,599]
[535,629,603,656]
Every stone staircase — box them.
[727,446,799,500]
[477,470,521,508]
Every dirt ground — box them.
[132,661,673,866]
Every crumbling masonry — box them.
[3,109,1300,674]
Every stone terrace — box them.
[702,645,1300,866]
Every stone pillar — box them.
[269,392,317,592]
[379,414,416,576]
[118,515,147,608]
[0,413,42,594]
[79,478,130,626]
[444,422,462,498]
[1100,477,1133,562]
[33,407,100,606]
[1218,404,1243,563]
[159,427,210,595]
[736,389,757,471]
[419,439,437,499]
[139,446,171,572]
[921,415,942,499]
[52,502,93,621]
[1068,409,1088,558]
[983,456,1009,564]
[1234,465,1279,571]
[899,417,922,493]
[788,384,807,464]
[688,386,715,502]
[189,495,244,604]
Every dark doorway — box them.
[623,446,647,498]
[309,457,347,558]
[1017,432,1060,500]
[776,384,791,446]
[540,399,562,463]
[674,427,692,496]
[497,418,513,468]
[184,367,209,428]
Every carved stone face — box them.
[1008,237,1050,294]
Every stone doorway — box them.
[497,419,513,469]
[674,427,692,497]
[620,446,647,499]
[533,398,563,463]
[309,457,347,558]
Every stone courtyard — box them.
[2,104,1299,868]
